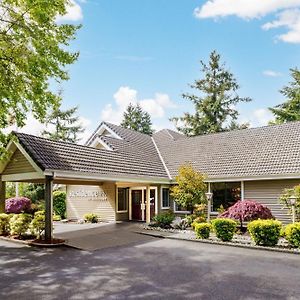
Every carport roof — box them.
[13,131,170,180]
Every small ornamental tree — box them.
[5,197,32,214]
[279,185,300,221]
[220,200,274,230]
[170,164,207,214]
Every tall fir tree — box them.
[121,103,154,135]
[171,51,251,136]
[42,97,84,143]
[269,68,300,124]
[0,0,79,156]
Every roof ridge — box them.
[151,137,172,180]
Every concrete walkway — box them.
[54,222,156,251]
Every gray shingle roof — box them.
[12,121,300,181]
[14,130,169,180]
[153,121,300,179]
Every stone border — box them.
[138,226,300,255]
[0,236,66,248]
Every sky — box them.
[20,0,300,142]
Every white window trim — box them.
[161,186,171,209]
[116,187,128,213]
[173,202,190,214]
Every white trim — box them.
[129,189,132,220]
[2,172,44,182]
[86,122,122,146]
[161,186,171,209]
[241,181,245,201]
[204,173,300,183]
[151,137,172,180]
[116,186,128,213]
[89,138,113,151]
[173,201,190,214]
[47,169,171,184]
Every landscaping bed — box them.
[141,224,300,254]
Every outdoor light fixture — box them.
[289,195,297,224]
[205,192,213,222]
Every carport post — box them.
[45,175,53,241]
[0,177,5,213]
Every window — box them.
[174,202,190,213]
[211,182,241,212]
[161,187,170,208]
[117,188,128,212]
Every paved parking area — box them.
[0,236,300,300]
[54,222,155,251]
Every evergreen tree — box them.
[0,0,79,156]
[42,98,84,143]
[171,51,251,136]
[121,103,154,135]
[269,68,300,124]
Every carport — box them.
[0,132,169,242]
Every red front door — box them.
[132,190,143,221]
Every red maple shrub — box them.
[219,200,274,230]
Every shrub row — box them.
[193,218,300,248]
[0,211,45,239]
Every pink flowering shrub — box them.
[5,197,32,214]
[220,200,274,230]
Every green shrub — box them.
[53,191,66,219]
[212,218,237,242]
[191,216,206,229]
[9,213,32,237]
[53,214,61,221]
[248,219,282,246]
[152,211,175,229]
[284,222,300,248]
[84,213,98,223]
[195,223,212,239]
[30,211,45,239]
[0,213,10,235]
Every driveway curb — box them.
[135,230,300,255]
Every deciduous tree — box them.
[0,0,80,156]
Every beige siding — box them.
[244,179,300,223]
[66,183,116,222]
[3,149,36,175]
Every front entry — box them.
[130,187,157,221]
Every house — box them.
[1,120,300,239]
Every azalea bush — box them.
[220,200,273,230]
[212,218,237,242]
[9,213,32,237]
[248,219,282,247]
[5,197,31,214]
[284,222,300,248]
[0,213,10,235]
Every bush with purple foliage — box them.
[220,200,274,230]
[5,197,32,214]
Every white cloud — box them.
[194,0,300,43]
[100,86,177,124]
[262,70,282,77]
[238,108,273,127]
[57,0,83,22]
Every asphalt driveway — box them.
[0,236,300,300]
